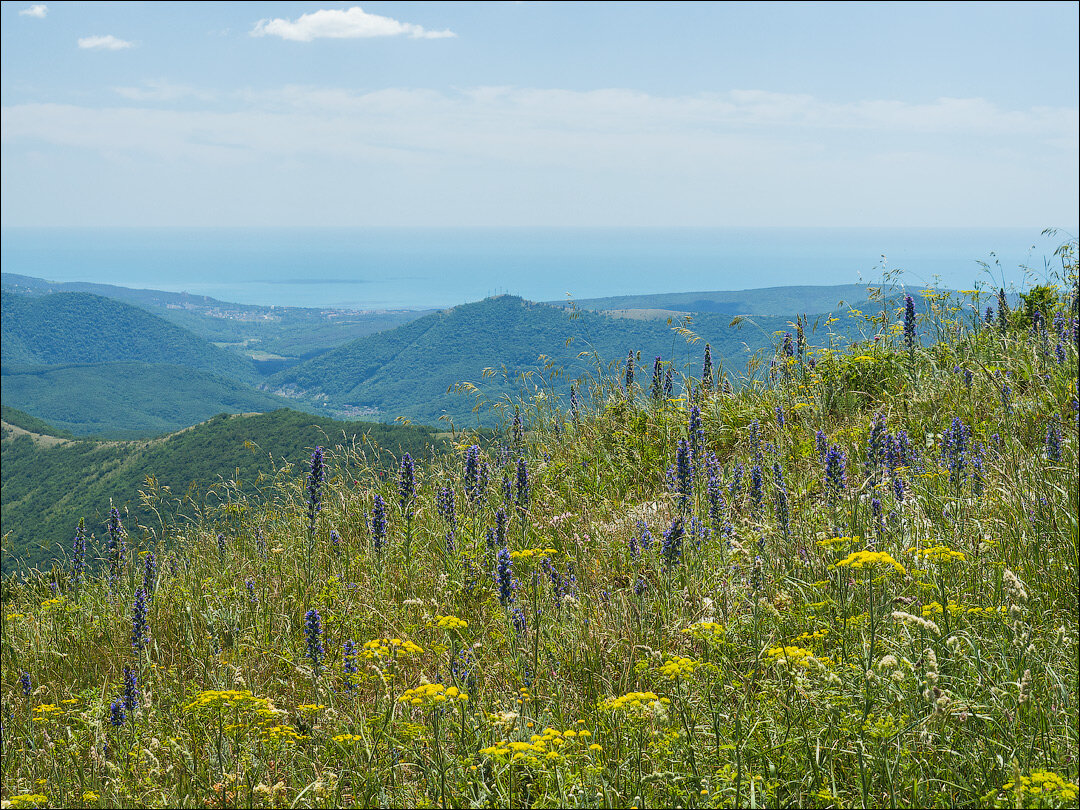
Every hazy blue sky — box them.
[2,2,1077,227]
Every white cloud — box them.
[77,35,134,51]
[19,4,47,18]
[2,87,1075,226]
[114,80,216,103]
[251,6,455,42]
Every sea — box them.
[0,227,1070,310]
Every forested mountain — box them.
[0,408,447,574]
[556,283,873,315]
[267,294,863,426]
[1,274,429,360]
[1,291,258,380]
[0,362,294,438]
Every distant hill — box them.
[0,362,295,438]
[1,290,258,381]
[1,273,430,360]
[0,406,74,440]
[0,408,448,575]
[267,294,859,426]
[555,284,874,316]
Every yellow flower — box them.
[834,550,905,575]
[659,656,700,680]
[909,545,966,565]
[363,637,424,659]
[398,682,468,707]
[432,615,468,630]
[766,646,817,669]
[508,548,559,560]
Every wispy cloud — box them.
[114,80,215,103]
[77,34,134,51]
[251,6,455,42]
[2,86,1075,226]
[19,4,47,18]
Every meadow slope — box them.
[1,281,1077,809]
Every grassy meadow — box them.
[1,275,1077,808]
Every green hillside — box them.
[268,294,867,426]
[1,274,429,360]
[1,291,258,381]
[0,362,294,438]
[0,406,74,439]
[1,276,1075,809]
[558,283,874,315]
[0,408,447,575]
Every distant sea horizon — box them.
[1,226,1072,310]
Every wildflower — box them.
[570,384,580,420]
[329,529,340,555]
[1045,417,1062,461]
[515,457,530,514]
[143,549,156,595]
[834,550,905,575]
[706,455,725,530]
[625,349,635,391]
[815,430,828,461]
[729,460,743,500]
[19,672,31,697]
[71,518,86,585]
[122,665,139,716]
[634,575,647,596]
[688,405,704,461]
[701,343,714,391]
[866,413,889,482]
[664,367,674,397]
[637,519,653,552]
[824,445,846,502]
[370,494,387,553]
[399,682,468,707]
[497,547,514,606]
[398,453,415,514]
[1000,381,1012,415]
[661,517,684,568]
[495,507,508,548]
[997,288,1009,332]
[661,655,700,680]
[106,506,126,580]
[131,588,149,653]
[892,611,940,635]
[464,445,481,501]
[307,447,325,537]
[109,699,125,727]
[766,645,817,669]
[775,405,785,427]
[941,417,971,487]
[676,440,693,509]
[513,407,524,447]
[452,648,477,692]
[217,532,226,556]
[342,640,358,691]
[748,464,764,512]
[782,332,794,357]
[246,579,257,604]
[304,609,324,676]
[512,607,527,635]
[903,295,917,349]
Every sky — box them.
[1,1,1077,228]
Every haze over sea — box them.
[1,226,1068,311]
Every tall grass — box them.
[2,272,1078,809]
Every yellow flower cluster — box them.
[598,691,670,719]
[834,550,906,575]
[1001,770,1078,802]
[333,733,363,744]
[508,547,558,560]
[910,545,967,564]
[398,683,468,706]
[182,689,272,715]
[816,535,860,549]
[7,795,49,809]
[682,621,725,642]
[766,646,817,669]
[479,727,599,763]
[296,703,325,713]
[260,724,307,743]
[659,656,700,680]
[362,638,424,659]
[792,629,829,645]
[432,615,468,630]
